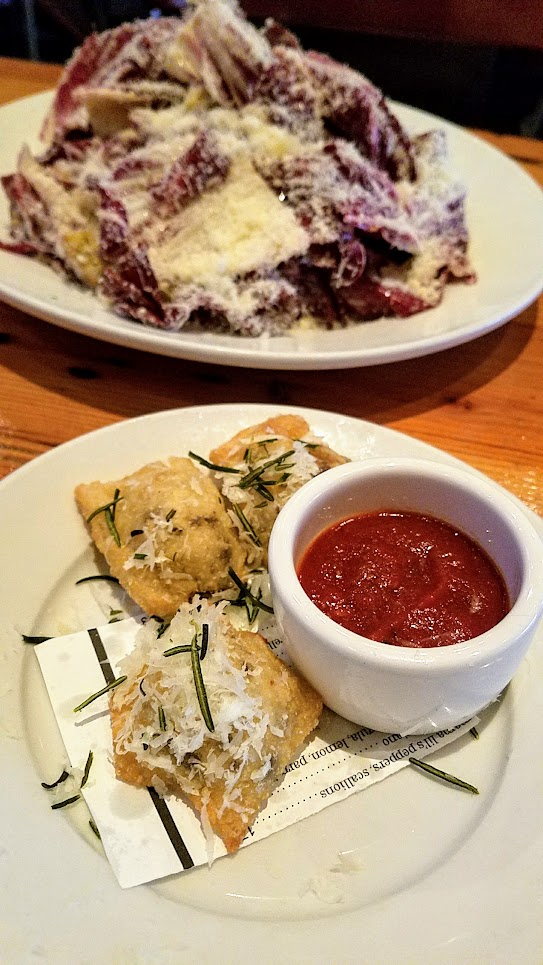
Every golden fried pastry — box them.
[110,601,323,852]
[208,415,348,564]
[75,457,246,619]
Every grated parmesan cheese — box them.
[147,155,310,289]
[113,600,274,808]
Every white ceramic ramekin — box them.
[268,457,543,734]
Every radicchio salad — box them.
[0,0,475,336]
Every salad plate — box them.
[1,403,542,963]
[0,93,542,370]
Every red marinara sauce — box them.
[297,511,510,648]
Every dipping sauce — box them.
[297,511,510,647]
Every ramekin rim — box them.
[268,455,543,670]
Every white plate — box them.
[1,403,542,964]
[1,93,543,370]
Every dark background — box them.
[1,0,542,137]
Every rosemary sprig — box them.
[409,757,479,794]
[75,574,120,586]
[188,451,242,474]
[22,634,51,644]
[80,750,94,789]
[228,567,274,614]
[41,769,69,789]
[51,794,81,810]
[232,503,262,546]
[191,633,214,732]
[73,675,127,713]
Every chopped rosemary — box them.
[253,483,274,502]
[156,620,171,639]
[294,439,319,449]
[110,488,121,521]
[139,678,146,696]
[165,508,176,522]
[51,794,81,810]
[130,529,144,537]
[238,449,295,490]
[86,490,123,547]
[86,493,124,523]
[73,675,127,713]
[75,574,120,586]
[106,509,121,546]
[191,633,214,732]
[163,643,192,656]
[80,750,94,789]
[470,726,480,740]
[228,567,274,614]
[232,503,262,546]
[199,623,209,661]
[188,451,242,474]
[134,553,147,560]
[22,634,51,644]
[41,769,69,790]
[158,705,167,731]
[89,818,101,840]
[409,757,479,794]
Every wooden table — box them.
[1,58,542,517]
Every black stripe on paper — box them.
[147,786,195,869]
[88,627,116,685]
[87,626,195,870]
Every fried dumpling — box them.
[110,600,323,852]
[208,414,348,565]
[75,456,247,619]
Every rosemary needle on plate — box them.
[409,757,479,794]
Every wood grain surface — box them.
[0,60,542,517]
